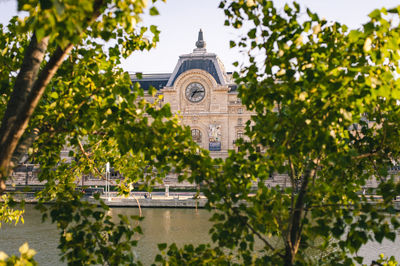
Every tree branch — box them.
[0,34,49,186]
[287,156,296,216]
[285,166,314,265]
[231,207,284,259]
[0,0,107,193]
[77,139,106,181]
[10,128,40,168]
[352,152,378,160]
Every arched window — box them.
[191,129,202,143]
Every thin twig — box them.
[77,139,106,180]
[231,207,285,259]
[352,152,378,160]
[287,156,296,216]
[132,193,142,217]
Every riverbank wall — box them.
[4,192,400,210]
[4,192,209,208]
[92,195,208,208]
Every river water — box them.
[0,205,399,265]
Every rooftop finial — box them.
[195,29,206,49]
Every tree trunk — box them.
[284,245,295,266]
[0,0,105,193]
[284,168,314,265]
[0,34,49,191]
[0,35,73,193]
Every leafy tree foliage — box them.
[158,1,400,265]
[2,0,400,265]
[0,242,37,266]
[0,0,212,264]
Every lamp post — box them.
[106,162,110,201]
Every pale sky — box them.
[0,0,399,73]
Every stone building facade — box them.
[132,30,251,158]
[7,30,252,187]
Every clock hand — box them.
[191,90,199,97]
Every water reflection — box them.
[0,205,399,265]
[163,210,171,235]
[110,208,213,265]
[0,205,62,266]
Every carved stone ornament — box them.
[208,124,221,142]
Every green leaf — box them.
[35,28,46,42]
[368,9,381,20]
[158,243,167,251]
[150,25,159,35]
[50,91,58,99]
[149,7,159,16]
[247,28,256,39]
[155,254,163,262]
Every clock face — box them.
[185,82,205,103]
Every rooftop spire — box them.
[195,29,206,49]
